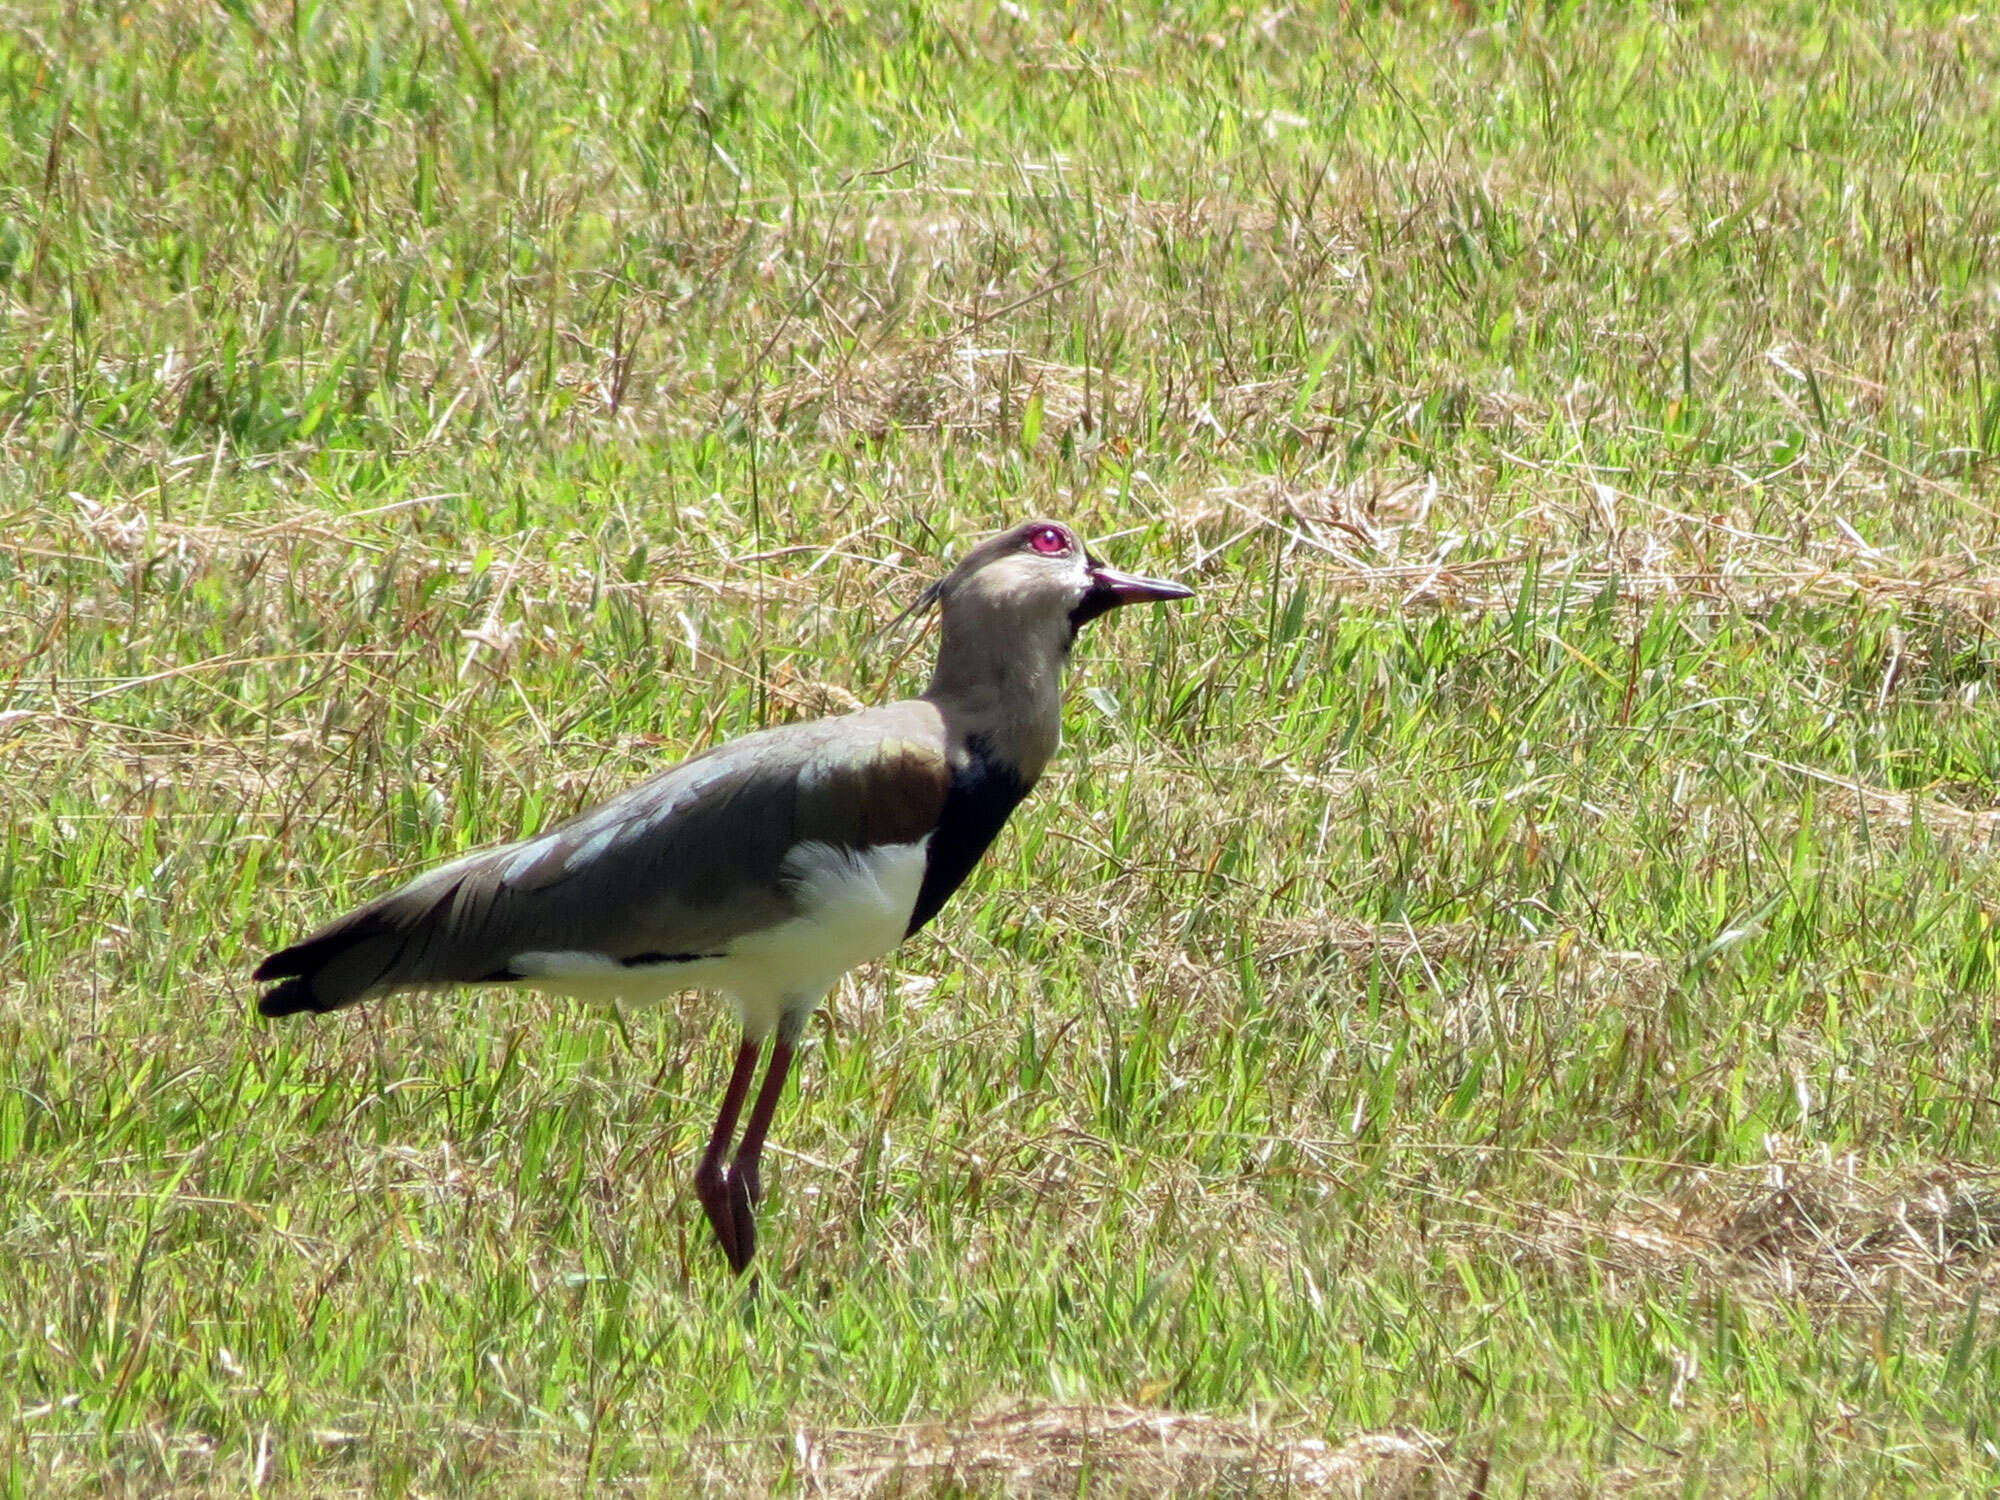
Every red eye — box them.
[1029,525,1069,555]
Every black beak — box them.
[1071,561,1196,631]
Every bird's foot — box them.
[694,1160,748,1273]
[726,1165,759,1275]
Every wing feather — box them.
[256,703,949,1015]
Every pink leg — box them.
[726,1039,796,1274]
[693,1039,760,1273]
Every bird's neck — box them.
[921,618,1066,784]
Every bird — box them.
[253,519,1193,1274]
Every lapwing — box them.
[254,520,1193,1274]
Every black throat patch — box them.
[905,733,1033,936]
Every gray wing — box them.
[255,701,949,1015]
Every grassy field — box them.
[7,0,2000,1492]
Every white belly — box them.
[506,838,929,1039]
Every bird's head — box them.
[908,519,1193,657]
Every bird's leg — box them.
[724,1035,797,1272]
[694,1038,760,1273]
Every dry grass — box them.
[790,1404,1460,1500]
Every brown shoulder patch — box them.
[857,736,951,846]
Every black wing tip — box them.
[252,948,305,982]
[256,976,323,1018]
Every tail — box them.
[255,974,334,1018]
[254,861,491,1018]
[253,913,425,1017]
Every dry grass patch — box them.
[791,1404,1462,1500]
[1815,777,2000,851]
[1493,1158,2000,1321]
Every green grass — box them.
[7,0,2000,1493]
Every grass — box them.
[6,0,2000,1492]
